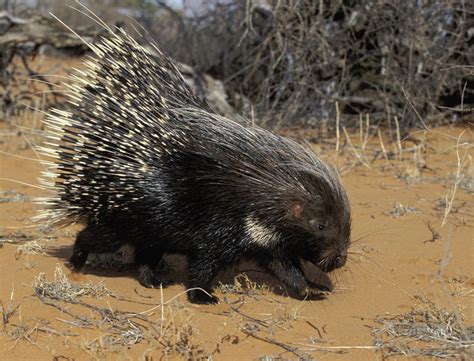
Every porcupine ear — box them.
[286,168,335,224]
[292,203,302,220]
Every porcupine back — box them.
[36,25,347,231]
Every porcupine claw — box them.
[138,265,173,289]
[297,280,332,299]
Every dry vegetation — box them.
[146,0,474,128]
[373,294,473,359]
[2,0,473,128]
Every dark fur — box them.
[41,27,351,304]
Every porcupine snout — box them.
[320,251,347,272]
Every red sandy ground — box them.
[0,52,472,359]
[0,118,472,360]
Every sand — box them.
[0,118,472,360]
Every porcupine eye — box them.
[309,219,325,231]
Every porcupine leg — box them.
[69,227,94,271]
[135,244,173,288]
[69,222,121,272]
[187,252,220,304]
[259,258,327,299]
[69,242,89,272]
[69,224,111,272]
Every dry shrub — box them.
[3,0,472,129]
[0,42,62,120]
[33,264,112,302]
[0,190,29,203]
[31,265,212,358]
[160,321,208,360]
[152,0,473,129]
[217,273,271,297]
[373,294,474,359]
[385,202,418,217]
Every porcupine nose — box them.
[325,254,347,272]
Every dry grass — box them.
[34,265,112,303]
[372,294,474,359]
[424,221,442,243]
[385,202,418,218]
[30,265,213,358]
[0,288,19,332]
[217,273,272,299]
[15,240,47,268]
[0,231,35,245]
[441,132,470,228]
[0,190,30,203]
[447,277,474,299]
[15,240,46,258]
[159,321,208,360]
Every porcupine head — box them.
[290,165,351,273]
[243,136,351,275]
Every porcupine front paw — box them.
[138,265,173,288]
[187,289,219,304]
[308,281,332,292]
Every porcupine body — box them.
[37,20,351,304]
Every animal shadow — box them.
[47,246,332,301]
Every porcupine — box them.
[37,15,351,304]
